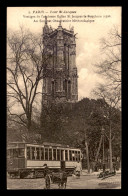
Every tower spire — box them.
[59,20,62,26]
[45,16,47,24]
[43,16,49,35]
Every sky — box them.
[7,7,121,101]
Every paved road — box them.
[7,174,121,189]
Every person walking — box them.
[75,161,82,177]
[43,164,50,189]
[113,162,116,174]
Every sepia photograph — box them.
[7,6,121,189]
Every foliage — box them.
[7,97,121,161]
[40,98,121,160]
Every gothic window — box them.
[55,79,61,92]
[72,78,74,94]
[58,79,61,91]
[72,77,76,95]
[65,79,67,93]
[68,80,71,99]
[64,44,67,67]
[48,79,51,94]
[63,80,65,91]
[52,81,55,96]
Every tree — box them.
[94,26,121,104]
[92,88,121,172]
[7,26,52,141]
[41,103,66,143]
[91,26,121,171]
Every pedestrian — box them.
[43,164,49,177]
[75,161,82,177]
[103,163,105,173]
[113,162,116,174]
[43,164,50,189]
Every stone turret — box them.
[43,16,49,35]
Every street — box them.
[7,172,121,189]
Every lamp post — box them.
[101,126,106,173]
[85,131,90,173]
[109,119,113,172]
[101,127,105,164]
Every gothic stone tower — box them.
[42,17,78,106]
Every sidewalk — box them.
[81,169,101,176]
[81,169,121,189]
[98,174,121,189]
[81,168,121,176]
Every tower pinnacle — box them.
[45,16,47,24]
[43,16,49,35]
[59,20,62,26]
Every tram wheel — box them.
[20,173,24,179]
[10,173,15,178]
[19,171,26,179]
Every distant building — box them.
[42,16,78,106]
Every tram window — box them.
[72,151,75,161]
[27,147,31,160]
[45,148,48,160]
[36,148,40,160]
[13,149,18,157]
[10,149,13,157]
[49,148,52,160]
[41,148,44,160]
[18,149,24,157]
[7,149,10,158]
[65,150,68,161]
[78,151,80,161]
[69,150,72,161]
[75,151,78,161]
[57,149,60,161]
[53,149,56,160]
[32,147,35,160]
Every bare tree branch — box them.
[7,27,55,135]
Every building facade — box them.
[42,17,78,106]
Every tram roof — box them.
[7,142,80,150]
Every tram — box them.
[7,142,82,178]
